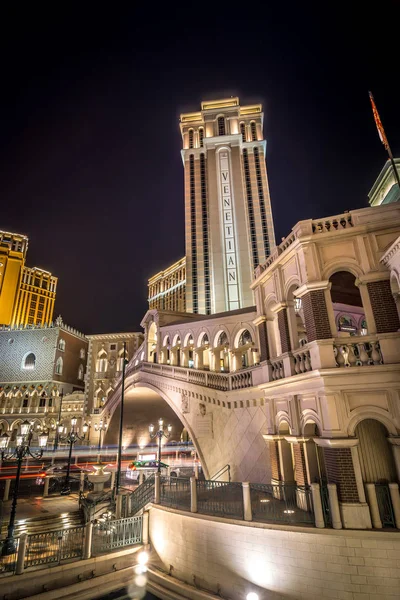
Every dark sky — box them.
[1,3,399,335]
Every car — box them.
[36,463,93,484]
[126,459,169,481]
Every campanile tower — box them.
[180,97,276,315]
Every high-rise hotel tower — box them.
[180,97,275,314]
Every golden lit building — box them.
[180,97,276,315]
[148,257,186,312]
[0,230,57,327]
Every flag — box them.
[369,91,390,152]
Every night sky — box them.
[1,4,399,335]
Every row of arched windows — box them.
[187,119,258,148]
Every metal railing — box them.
[25,526,84,567]
[79,489,113,523]
[197,480,244,520]
[250,483,314,524]
[130,474,155,515]
[160,477,191,511]
[0,538,18,574]
[92,515,142,555]
[210,464,231,482]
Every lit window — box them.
[217,116,226,136]
[78,364,84,380]
[79,348,85,359]
[250,121,257,141]
[240,122,246,142]
[199,128,204,147]
[58,339,66,351]
[188,129,194,149]
[55,357,63,375]
[22,353,36,371]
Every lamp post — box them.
[94,419,107,452]
[83,420,92,445]
[53,389,64,452]
[116,341,128,496]
[0,420,48,555]
[58,417,87,496]
[149,418,172,473]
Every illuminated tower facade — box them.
[0,230,57,327]
[180,97,276,315]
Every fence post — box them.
[242,482,252,521]
[84,522,93,559]
[80,472,85,493]
[365,483,382,529]
[110,471,116,490]
[194,465,199,479]
[116,494,123,519]
[310,483,325,528]
[16,533,28,575]
[3,479,10,502]
[154,473,160,504]
[388,483,400,529]
[327,483,342,530]
[43,477,50,497]
[142,511,149,546]
[190,477,198,513]
[139,471,144,486]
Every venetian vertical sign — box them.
[219,152,239,310]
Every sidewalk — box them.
[1,493,81,522]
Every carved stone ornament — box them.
[181,394,190,414]
[199,403,206,417]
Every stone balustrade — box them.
[311,212,353,233]
[334,336,383,367]
[292,347,312,374]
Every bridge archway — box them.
[103,381,210,478]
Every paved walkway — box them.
[1,493,81,523]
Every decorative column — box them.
[366,276,400,333]
[294,282,334,342]
[388,437,400,481]
[264,434,295,498]
[286,437,314,511]
[277,305,291,354]
[314,438,372,529]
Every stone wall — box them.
[149,505,400,600]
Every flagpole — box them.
[369,91,400,192]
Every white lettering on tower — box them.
[219,152,239,310]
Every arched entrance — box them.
[355,418,398,527]
[147,322,158,363]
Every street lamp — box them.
[83,420,91,444]
[0,421,48,555]
[53,389,64,452]
[94,419,107,452]
[58,416,86,496]
[149,418,172,473]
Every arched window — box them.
[217,331,228,346]
[188,129,194,149]
[96,350,108,372]
[78,364,84,380]
[22,353,36,371]
[79,348,85,359]
[117,348,128,372]
[240,122,246,142]
[217,116,226,136]
[55,357,63,375]
[200,333,209,346]
[58,339,66,351]
[250,121,257,141]
[199,128,204,147]
[239,330,252,347]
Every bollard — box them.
[365,483,382,529]
[43,477,50,497]
[310,483,325,528]
[389,483,400,529]
[16,533,28,575]
[3,479,11,502]
[190,477,197,513]
[142,511,149,546]
[327,483,342,529]
[139,471,144,486]
[242,482,252,522]
[83,522,93,560]
[80,471,85,493]
[116,494,123,519]
[194,465,199,479]
[154,473,160,504]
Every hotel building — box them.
[0,230,57,327]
